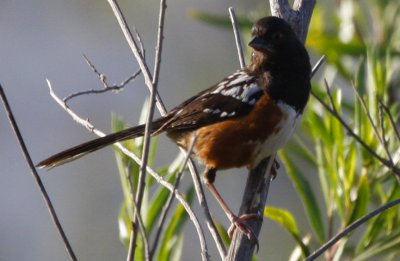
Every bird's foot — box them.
[227,213,262,251]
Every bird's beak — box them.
[249,36,271,51]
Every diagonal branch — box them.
[305,197,400,261]
[124,161,150,261]
[150,134,198,259]
[228,7,245,68]
[0,85,77,261]
[107,1,225,258]
[350,82,393,164]
[46,80,207,260]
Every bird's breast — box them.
[249,101,300,168]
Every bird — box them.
[37,16,311,241]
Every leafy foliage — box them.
[282,1,400,260]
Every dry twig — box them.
[63,56,142,103]
[305,198,400,261]
[107,0,226,258]
[0,85,77,261]
[46,80,207,259]
[150,134,198,259]
[124,162,150,261]
[228,7,245,68]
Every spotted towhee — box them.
[37,16,311,240]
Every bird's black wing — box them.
[156,70,264,132]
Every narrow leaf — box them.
[280,151,326,242]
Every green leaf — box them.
[213,221,230,247]
[264,206,310,256]
[145,171,176,234]
[286,135,317,166]
[358,183,400,249]
[280,151,326,242]
[264,206,300,236]
[354,230,400,261]
[118,199,132,246]
[347,173,370,225]
[157,186,195,260]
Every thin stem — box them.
[378,98,400,143]
[63,55,142,103]
[229,7,245,68]
[0,85,77,261]
[305,198,400,261]
[129,0,168,258]
[153,0,167,88]
[107,0,166,115]
[106,1,164,258]
[47,80,208,259]
[108,1,226,258]
[350,82,393,163]
[150,135,198,259]
[311,55,326,78]
[323,79,338,113]
[378,103,393,164]
[125,163,150,261]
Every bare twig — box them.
[305,198,400,261]
[108,0,226,258]
[107,0,166,114]
[150,134,198,259]
[63,55,142,103]
[188,161,227,259]
[350,82,393,164]
[378,98,400,143]
[378,103,393,164]
[124,163,150,261]
[106,1,165,259]
[46,80,208,259]
[0,85,77,261]
[323,79,338,112]
[311,55,326,78]
[229,7,245,68]
[128,0,167,259]
[152,0,167,89]
[134,27,147,60]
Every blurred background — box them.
[2,0,397,260]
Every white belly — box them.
[250,102,300,168]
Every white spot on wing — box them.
[241,83,262,102]
[213,109,221,114]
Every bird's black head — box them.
[248,16,311,113]
[248,16,310,73]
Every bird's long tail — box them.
[36,120,164,169]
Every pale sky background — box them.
[0,0,319,260]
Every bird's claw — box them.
[227,213,262,251]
